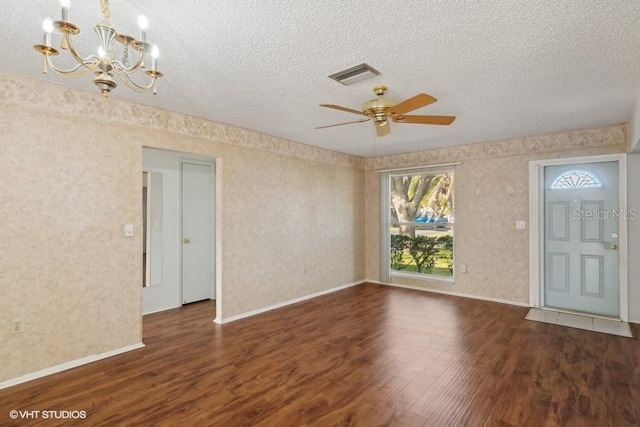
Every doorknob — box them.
[606,243,618,250]
[183,238,190,244]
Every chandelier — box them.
[33,0,163,98]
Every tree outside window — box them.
[389,171,454,277]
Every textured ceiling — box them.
[2,1,639,157]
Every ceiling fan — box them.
[317,85,456,137]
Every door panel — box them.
[543,161,619,317]
[181,162,213,304]
[581,255,603,296]
[548,202,569,240]
[547,252,569,292]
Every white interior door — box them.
[181,161,214,304]
[543,161,619,317]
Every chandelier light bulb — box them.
[60,0,70,21]
[98,46,107,59]
[150,44,159,71]
[42,17,54,47]
[138,15,148,42]
[42,17,54,33]
[138,15,148,30]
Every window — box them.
[550,169,602,189]
[387,170,454,279]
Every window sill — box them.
[391,271,455,284]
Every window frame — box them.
[385,167,455,283]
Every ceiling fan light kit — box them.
[318,85,456,137]
[33,0,163,98]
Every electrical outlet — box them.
[459,264,467,273]
[11,319,23,334]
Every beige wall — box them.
[0,73,365,383]
[365,125,627,303]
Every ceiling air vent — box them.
[328,63,380,86]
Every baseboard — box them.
[629,318,640,325]
[371,279,531,308]
[143,304,182,316]
[0,342,145,391]
[215,280,365,324]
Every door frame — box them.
[179,158,216,305]
[528,153,628,321]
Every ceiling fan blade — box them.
[386,93,438,117]
[316,118,370,129]
[319,104,366,116]
[393,115,456,125]
[375,121,391,137]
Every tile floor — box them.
[525,308,633,338]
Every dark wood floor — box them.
[1,284,639,426]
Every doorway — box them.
[529,154,628,320]
[141,148,217,315]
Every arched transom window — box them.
[550,169,603,189]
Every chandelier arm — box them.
[118,73,158,93]
[64,33,100,71]
[45,55,98,77]
[110,51,145,75]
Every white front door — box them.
[543,161,619,317]
[181,161,214,304]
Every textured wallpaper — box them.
[0,73,365,383]
[0,104,142,382]
[0,74,363,170]
[365,125,627,303]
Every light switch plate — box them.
[124,224,134,236]
[516,221,526,230]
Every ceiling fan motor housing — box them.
[363,96,396,123]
